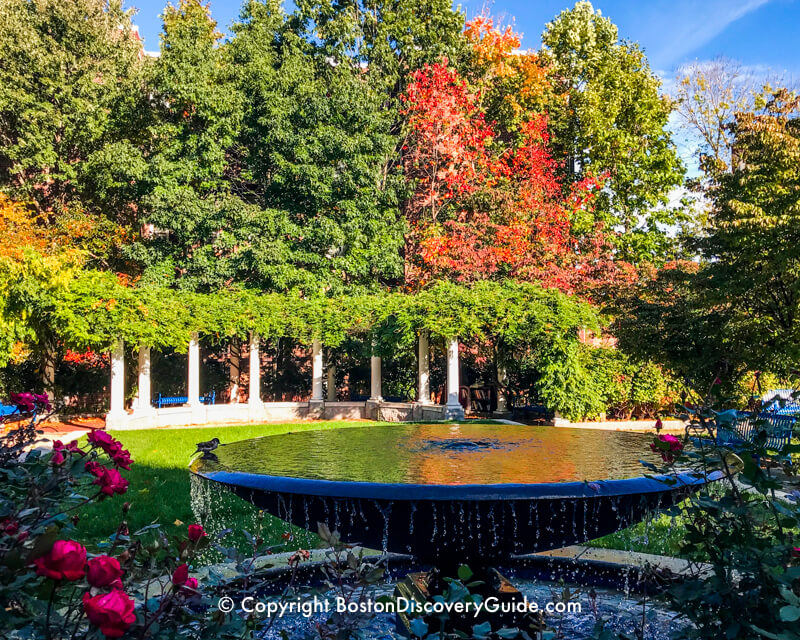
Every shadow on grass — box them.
[75,461,318,554]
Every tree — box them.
[617,90,800,385]
[674,57,759,177]
[699,89,800,372]
[541,1,685,264]
[463,15,559,138]
[0,0,143,266]
[229,0,405,294]
[400,60,633,297]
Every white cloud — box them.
[647,0,770,67]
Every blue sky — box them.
[128,0,796,174]
[129,0,799,79]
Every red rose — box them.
[171,563,189,586]
[93,468,129,496]
[67,441,85,456]
[51,450,65,466]
[107,440,123,457]
[34,393,52,411]
[187,524,206,542]
[87,555,124,588]
[112,449,133,470]
[1,519,19,536]
[82,590,136,638]
[10,392,35,412]
[85,460,104,476]
[88,430,114,449]
[33,540,87,581]
[182,576,199,594]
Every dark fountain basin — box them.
[189,423,715,566]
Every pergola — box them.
[105,332,470,429]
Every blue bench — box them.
[761,389,800,416]
[154,391,216,409]
[0,404,19,417]
[712,409,795,460]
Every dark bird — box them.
[193,437,220,457]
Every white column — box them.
[327,363,337,402]
[311,339,324,402]
[106,339,127,429]
[417,332,430,404]
[137,345,152,411]
[445,338,464,419]
[370,354,382,401]
[188,332,201,407]
[109,339,125,415]
[248,332,261,407]
[228,342,240,403]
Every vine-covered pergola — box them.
[3,266,600,427]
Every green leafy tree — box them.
[698,89,800,373]
[541,1,685,263]
[125,0,257,291]
[229,0,405,294]
[0,0,143,265]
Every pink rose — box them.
[33,540,87,581]
[83,590,136,638]
[187,524,206,542]
[53,440,65,451]
[93,467,129,496]
[51,450,65,466]
[650,433,684,463]
[172,563,189,586]
[87,555,124,589]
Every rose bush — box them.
[630,390,800,640]
[0,392,323,639]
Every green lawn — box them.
[74,421,690,559]
[75,421,387,552]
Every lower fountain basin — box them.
[190,423,715,563]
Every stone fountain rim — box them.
[190,467,723,501]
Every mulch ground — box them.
[2,416,106,436]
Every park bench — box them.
[760,388,800,416]
[0,404,19,417]
[154,391,216,409]
[691,409,796,463]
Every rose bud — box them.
[187,524,206,542]
[172,563,189,586]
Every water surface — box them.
[196,424,661,485]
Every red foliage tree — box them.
[401,61,632,298]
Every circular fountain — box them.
[189,423,710,565]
